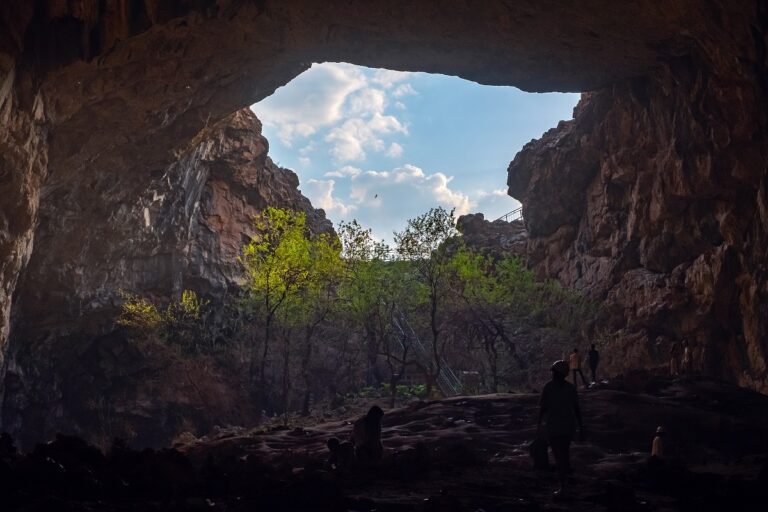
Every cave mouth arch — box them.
[2,1,767,450]
[250,62,580,242]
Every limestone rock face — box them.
[0,0,766,443]
[2,108,331,447]
[508,40,768,391]
[456,213,527,259]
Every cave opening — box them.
[2,2,768,508]
[251,62,581,242]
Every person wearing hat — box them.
[651,426,665,458]
[536,360,584,497]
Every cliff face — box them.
[0,0,767,443]
[456,213,527,259]
[508,31,768,391]
[2,108,331,447]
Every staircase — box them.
[391,307,463,396]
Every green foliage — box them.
[117,292,164,332]
[355,383,427,399]
[117,289,210,353]
[114,205,598,418]
[394,206,457,261]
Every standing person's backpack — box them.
[529,437,550,470]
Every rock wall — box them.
[456,213,527,259]
[0,62,47,368]
[0,0,767,443]
[2,108,331,447]
[508,15,768,391]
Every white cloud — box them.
[392,83,417,98]
[253,63,413,162]
[325,114,407,162]
[371,69,412,89]
[252,63,366,146]
[310,163,475,242]
[302,179,357,216]
[472,188,521,221]
[348,88,386,115]
[385,142,403,158]
[324,165,362,178]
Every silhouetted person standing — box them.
[651,426,665,458]
[681,339,692,375]
[669,341,681,377]
[569,348,588,388]
[588,344,600,383]
[537,360,584,497]
[351,405,384,465]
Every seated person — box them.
[351,405,385,465]
[326,437,355,470]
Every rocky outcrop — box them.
[508,23,768,391]
[0,63,47,368]
[0,0,766,443]
[2,378,768,510]
[456,213,527,259]
[2,108,331,448]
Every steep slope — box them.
[0,0,766,444]
[2,108,331,448]
[3,377,768,511]
[508,44,768,392]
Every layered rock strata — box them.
[456,213,527,259]
[0,0,765,444]
[2,108,331,447]
[508,36,768,391]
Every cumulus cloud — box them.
[252,63,415,162]
[324,165,362,178]
[371,69,412,89]
[302,179,357,216]
[253,63,366,146]
[392,83,417,98]
[385,142,404,158]
[312,163,477,242]
[325,114,407,162]
[472,188,522,221]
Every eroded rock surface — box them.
[0,0,767,444]
[2,108,331,448]
[457,213,527,259]
[509,32,768,391]
[2,377,767,511]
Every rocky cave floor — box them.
[3,376,768,511]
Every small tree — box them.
[338,220,418,408]
[394,206,458,396]
[240,207,316,416]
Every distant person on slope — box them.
[588,344,600,383]
[569,348,589,389]
[669,341,681,377]
[537,360,584,497]
[681,339,692,376]
[651,426,665,458]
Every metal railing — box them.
[495,207,523,223]
[391,307,462,397]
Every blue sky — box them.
[252,63,579,243]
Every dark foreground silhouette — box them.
[2,376,768,511]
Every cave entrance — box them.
[251,62,580,242]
